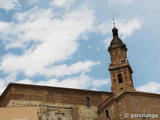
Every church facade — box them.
[0,27,160,120]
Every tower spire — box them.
[108,25,135,95]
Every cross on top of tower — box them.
[112,18,116,28]
[112,18,119,37]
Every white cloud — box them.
[0,80,6,95]
[0,7,96,77]
[97,18,141,38]
[0,0,19,11]
[87,46,92,49]
[51,0,67,7]
[16,73,110,90]
[0,72,17,95]
[40,73,92,89]
[92,79,110,89]
[42,61,100,77]
[26,0,39,4]
[116,18,141,38]
[104,37,112,47]
[50,0,75,8]
[97,20,112,35]
[5,72,17,83]
[16,79,33,84]
[119,0,132,4]
[108,0,132,4]
[136,82,160,94]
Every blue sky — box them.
[0,0,160,94]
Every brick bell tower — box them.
[108,26,135,95]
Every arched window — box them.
[105,109,109,118]
[118,74,123,83]
[86,97,90,107]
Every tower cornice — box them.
[108,62,133,73]
[108,43,127,53]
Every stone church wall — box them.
[7,100,98,120]
[0,106,38,120]
[0,83,112,120]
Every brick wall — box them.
[99,92,160,120]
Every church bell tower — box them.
[108,26,135,95]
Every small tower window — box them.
[118,74,123,83]
[86,97,90,107]
[105,109,109,118]
[121,59,125,63]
